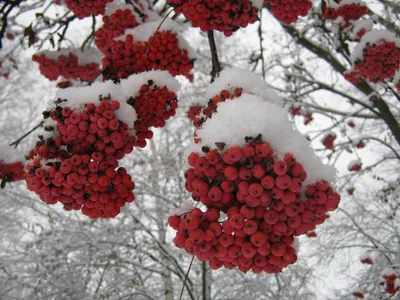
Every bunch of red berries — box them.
[102,29,194,81]
[380,270,400,295]
[322,133,336,150]
[170,138,340,273]
[49,100,135,158]
[346,40,400,84]
[127,82,178,147]
[65,0,113,19]
[186,105,202,122]
[360,257,373,265]
[289,105,313,126]
[167,0,260,36]
[95,7,142,54]
[25,97,137,218]
[265,0,313,24]
[322,3,368,25]
[25,152,134,218]
[352,291,364,299]
[0,161,25,187]
[348,159,362,172]
[32,51,101,82]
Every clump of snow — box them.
[393,70,400,84]
[292,237,300,254]
[252,0,264,9]
[54,80,136,126]
[0,145,25,164]
[204,67,282,106]
[35,48,103,65]
[359,253,372,261]
[395,278,400,289]
[350,19,373,40]
[382,268,397,276]
[116,18,196,59]
[120,70,180,97]
[351,30,400,63]
[170,201,196,217]
[189,94,336,185]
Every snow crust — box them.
[204,67,282,106]
[170,201,196,216]
[0,145,25,164]
[351,30,400,63]
[190,94,337,185]
[120,70,180,96]
[35,48,103,65]
[116,19,196,59]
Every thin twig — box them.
[178,255,195,300]
[9,121,43,148]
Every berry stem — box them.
[178,255,195,300]
[207,30,222,83]
[9,121,44,148]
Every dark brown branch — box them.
[178,255,195,300]
[280,23,400,147]
[9,121,43,148]
[207,30,222,83]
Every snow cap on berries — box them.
[204,67,282,106]
[190,94,336,185]
[55,80,136,126]
[120,70,181,97]
[382,268,397,277]
[350,19,373,40]
[350,30,400,63]
[116,18,196,60]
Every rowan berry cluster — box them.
[102,30,194,81]
[25,99,136,218]
[186,105,202,122]
[167,0,259,36]
[346,40,400,84]
[322,3,368,26]
[95,8,142,54]
[265,0,313,24]
[360,257,372,264]
[49,100,135,158]
[0,161,25,187]
[65,0,113,19]
[352,291,364,299]
[25,153,134,218]
[32,52,101,82]
[322,133,336,150]
[289,105,313,126]
[170,138,340,273]
[127,82,178,147]
[380,271,400,295]
[348,160,362,172]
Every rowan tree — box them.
[0,0,399,299]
